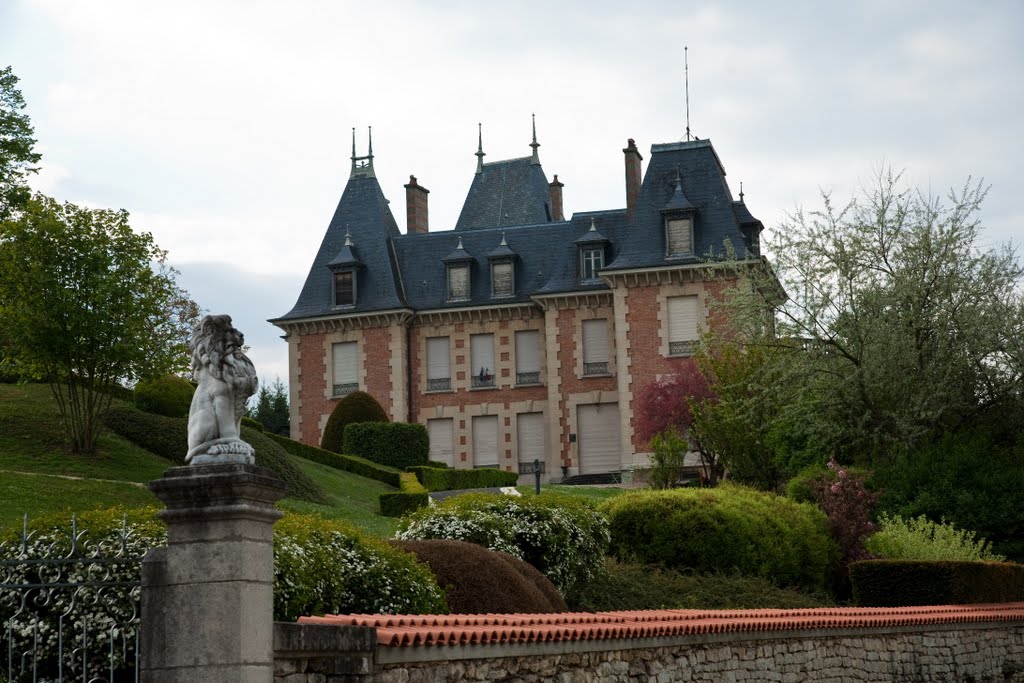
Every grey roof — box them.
[274,138,762,324]
[454,157,554,230]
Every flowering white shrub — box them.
[396,493,610,596]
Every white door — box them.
[471,415,499,468]
[577,403,621,474]
[517,412,545,476]
[427,418,454,467]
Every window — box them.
[427,418,454,467]
[471,415,499,468]
[331,342,358,396]
[470,333,495,388]
[582,319,610,375]
[581,247,604,281]
[448,264,470,301]
[333,271,354,306]
[515,330,541,385]
[492,261,514,297]
[426,337,451,391]
[667,295,699,356]
[666,217,693,256]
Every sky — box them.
[2,0,1022,390]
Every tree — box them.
[248,376,290,435]
[0,195,198,454]
[0,66,42,218]
[718,169,1024,463]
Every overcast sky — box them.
[3,0,1022,389]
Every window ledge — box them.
[580,372,613,379]
[469,385,499,392]
[425,388,455,394]
[514,382,544,388]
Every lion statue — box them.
[186,314,259,465]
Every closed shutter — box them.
[426,337,450,388]
[448,265,469,300]
[470,333,494,382]
[517,413,545,472]
[577,403,621,474]
[492,261,513,296]
[331,342,358,395]
[472,415,499,467]
[667,218,692,255]
[428,418,454,467]
[515,330,540,384]
[668,296,699,342]
[582,319,609,373]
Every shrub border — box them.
[850,559,1024,606]
[407,466,518,492]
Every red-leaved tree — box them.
[634,363,721,484]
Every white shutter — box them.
[428,418,454,467]
[667,218,693,255]
[582,319,609,364]
[448,265,469,300]
[426,337,450,379]
[470,334,494,376]
[517,413,545,467]
[515,330,540,374]
[668,296,699,342]
[331,342,358,395]
[472,415,499,467]
[577,403,621,474]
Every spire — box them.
[475,123,485,175]
[367,126,373,158]
[351,127,356,161]
[350,126,376,179]
[739,181,745,202]
[530,113,540,165]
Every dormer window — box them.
[447,264,470,301]
[666,217,693,256]
[581,247,604,281]
[327,227,362,307]
[333,271,355,306]
[492,261,514,297]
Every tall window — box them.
[333,271,354,306]
[582,319,609,375]
[515,330,541,385]
[470,333,495,388]
[666,217,693,256]
[331,341,358,397]
[581,247,604,281]
[667,296,699,356]
[426,336,451,391]
[492,261,514,297]
[448,264,470,301]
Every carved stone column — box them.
[141,463,285,683]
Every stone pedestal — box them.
[141,463,286,683]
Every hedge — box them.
[850,559,1024,606]
[103,405,327,504]
[266,432,402,488]
[320,390,388,454]
[599,484,838,592]
[379,472,430,517]
[408,466,519,491]
[345,422,429,470]
[133,374,195,418]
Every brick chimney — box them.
[404,175,429,234]
[623,138,643,220]
[549,175,565,222]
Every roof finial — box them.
[684,46,692,142]
[344,225,354,247]
[475,123,485,175]
[739,182,745,202]
[589,217,597,232]
[456,236,464,250]
[367,126,373,159]
[530,113,541,165]
[351,127,356,161]
[350,126,376,179]
[500,231,507,246]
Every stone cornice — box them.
[271,309,414,336]
[530,291,613,311]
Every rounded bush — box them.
[241,416,265,432]
[393,539,567,613]
[133,374,195,418]
[396,492,610,596]
[320,390,388,454]
[599,484,838,591]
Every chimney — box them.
[549,175,564,222]
[623,138,643,220]
[404,175,430,234]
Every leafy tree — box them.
[0,66,42,218]
[248,376,290,435]
[0,195,198,454]
[718,169,1024,463]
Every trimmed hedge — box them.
[103,405,328,504]
[320,390,388,454]
[599,484,838,592]
[133,374,195,418]
[241,416,265,432]
[266,432,402,487]
[379,472,430,517]
[345,422,429,470]
[408,466,519,491]
[850,559,1024,606]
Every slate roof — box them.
[274,137,763,324]
[455,157,554,230]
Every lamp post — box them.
[533,458,542,495]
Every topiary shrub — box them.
[103,405,327,504]
[396,492,609,596]
[345,422,428,470]
[241,416,264,432]
[392,539,568,614]
[599,484,838,592]
[267,432,403,487]
[320,390,388,454]
[850,559,1024,606]
[133,374,195,418]
[407,465,518,491]
[379,472,430,517]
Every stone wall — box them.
[275,622,1024,682]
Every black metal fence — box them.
[0,515,141,682]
